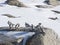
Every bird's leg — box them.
[15,24,20,31]
[7,21,14,30]
[9,23,14,30]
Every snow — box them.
[0,0,60,37]
[0,0,6,3]
[52,6,60,11]
[19,0,45,4]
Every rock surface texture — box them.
[5,0,26,7]
[26,27,60,45]
[0,23,60,45]
[45,0,60,6]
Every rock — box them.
[0,41,13,45]
[44,0,59,6]
[43,28,58,45]
[0,33,17,42]
[52,10,60,14]
[44,0,50,5]
[0,34,15,45]
[26,27,60,45]
[0,33,23,45]
[5,0,27,7]
[35,5,53,8]
[2,14,17,18]
[26,33,44,45]
[0,23,60,45]
[49,0,58,6]
[49,17,58,20]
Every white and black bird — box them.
[7,21,14,29]
[15,23,20,30]
[31,24,34,30]
[35,23,41,28]
[25,23,30,27]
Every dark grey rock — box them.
[49,17,58,20]
[2,14,16,18]
[26,33,44,45]
[44,0,50,5]
[52,10,60,14]
[5,0,27,7]
[0,34,16,45]
[0,23,45,45]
